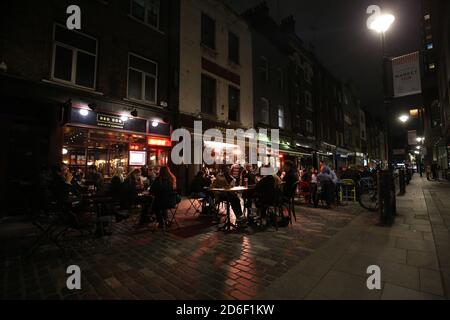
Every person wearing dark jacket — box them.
[149,166,177,227]
[282,161,299,200]
[190,170,213,210]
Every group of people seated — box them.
[189,161,300,228]
[39,163,179,235]
[297,162,378,208]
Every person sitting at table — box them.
[282,160,299,200]
[190,170,214,212]
[122,168,141,210]
[50,163,95,229]
[85,165,104,193]
[317,164,334,209]
[240,164,256,215]
[254,167,282,224]
[113,167,125,183]
[149,166,177,228]
[211,171,245,225]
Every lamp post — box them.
[367,7,395,170]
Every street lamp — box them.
[398,115,409,123]
[367,6,395,170]
[368,13,396,34]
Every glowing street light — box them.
[368,12,396,33]
[367,5,396,169]
[398,115,409,123]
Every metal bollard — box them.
[379,170,396,226]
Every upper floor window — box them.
[201,13,216,50]
[304,63,313,83]
[228,86,240,122]
[260,57,269,82]
[277,68,284,91]
[127,53,158,104]
[305,91,313,110]
[228,31,240,64]
[201,74,216,115]
[130,0,160,28]
[278,105,285,129]
[260,98,270,124]
[52,24,97,89]
[306,119,314,135]
[424,14,430,21]
[295,84,300,104]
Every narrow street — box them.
[1,175,448,300]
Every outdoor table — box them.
[208,187,249,231]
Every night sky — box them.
[226,0,423,117]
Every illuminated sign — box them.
[129,151,147,166]
[97,114,125,129]
[148,137,171,147]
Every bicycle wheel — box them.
[359,189,379,212]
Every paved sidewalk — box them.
[256,175,450,300]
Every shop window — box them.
[201,12,216,50]
[63,126,148,177]
[228,86,240,122]
[201,74,216,115]
[228,31,240,64]
[127,53,158,104]
[130,0,160,28]
[52,24,97,89]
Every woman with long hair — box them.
[144,166,178,227]
[158,166,177,190]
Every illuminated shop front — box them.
[63,107,171,177]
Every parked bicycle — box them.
[359,176,379,212]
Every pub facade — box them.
[0,0,180,215]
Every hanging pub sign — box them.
[68,107,147,133]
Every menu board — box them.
[129,151,147,166]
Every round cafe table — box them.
[208,186,249,231]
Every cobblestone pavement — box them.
[0,200,365,300]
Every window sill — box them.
[228,60,241,69]
[199,112,219,122]
[42,79,104,95]
[127,15,165,35]
[201,44,218,58]
[123,98,164,109]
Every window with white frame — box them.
[130,0,160,28]
[305,91,312,110]
[306,119,313,135]
[278,105,285,129]
[127,53,158,104]
[260,98,270,124]
[52,24,97,89]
